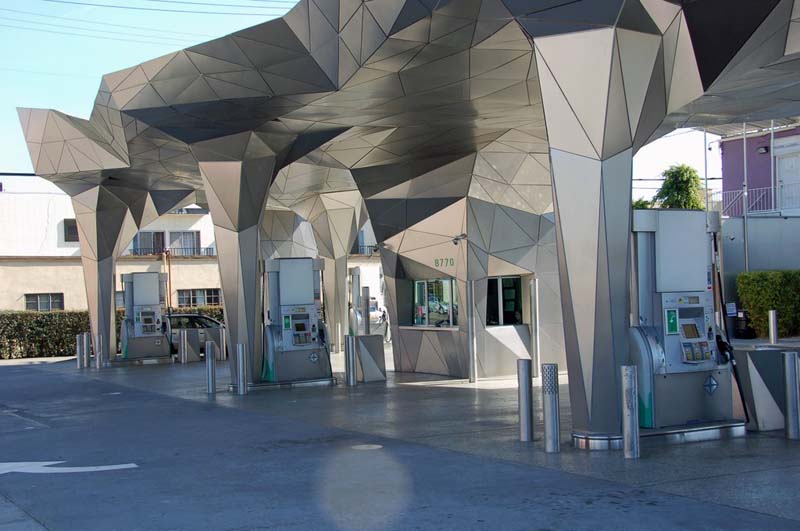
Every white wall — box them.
[0,192,80,257]
[0,257,221,311]
[0,191,217,257]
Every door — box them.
[778,154,800,209]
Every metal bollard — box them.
[784,352,800,440]
[82,333,91,368]
[205,341,216,394]
[344,335,357,387]
[236,344,248,396]
[218,328,227,361]
[542,363,560,453]
[517,359,533,442]
[76,334,84,369]
[467,280,478,383]
[94,334,104,369]
[769,310,779,345]
[179,329,188,364]
[621,365,640,459]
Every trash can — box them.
[734,310,757,340]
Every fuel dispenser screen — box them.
[681,323,700,339]
[291,314,312,346]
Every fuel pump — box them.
[120,272,170,359]
[262,258,332,383]
[629,210,742,434]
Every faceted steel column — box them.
[535,26,649,441]
[549,148,633,438]
[71,185,137,361]
[194,131,291,386]
[291,191,366,353]
[322,256,348,352]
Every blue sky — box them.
[0,0,721,199]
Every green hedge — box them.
[0,306,226,359]
[737,271,800,338]
[0,311,90,359]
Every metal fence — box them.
[709,182,800,217]
[123,247,217,257]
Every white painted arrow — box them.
[0,462,138,475]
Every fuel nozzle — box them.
[715,334,732,364]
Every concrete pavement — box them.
[0,358,798,530]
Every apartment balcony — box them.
[350,244,379,257]
[708,182,800,217]
[122,247,217,257]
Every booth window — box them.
[412,279,458,327]
[25,293,64,312]
[177,288,220,307]
[486,276,522,326]
[63,219,79,242]
[115,291,125,309]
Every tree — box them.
[632,198,652,209]
[653,164,704,210]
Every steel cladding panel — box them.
[279,258,314,306]
[655,210,708,292]
[132,272,160,306]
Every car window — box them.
[193,316,218,329]
[170,316,193,329]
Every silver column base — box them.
[572,433,623,450]
[572,420,746,450]
[227,377,337,393]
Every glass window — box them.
[485,276,522,326]
[502,277,522,325]
[194,316,220,328]
[115,291,125,309]
[414,281,427,325]
[170,316,193,329]
[63,219,79,242]
[25,293,64,312]
[428,280,450,326]
[412,279,458,327]
[132,231,165,255]
[451,282,459,326]
[177,289,220,308]
[204,289,220,306]
[169,231,201,256]
[486,278,500,325]
[177,289,195,307]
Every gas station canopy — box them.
[17,0,800,442]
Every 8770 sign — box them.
[434,257,455,268]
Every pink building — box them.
[720,122,800,214]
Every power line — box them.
[0,67,99,79]
[41,0,284,15]
[0,7,218,37]
[0,23,191,47]
[138,0,292,8]
[0,16,199,44]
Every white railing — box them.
[708,183,800,216]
